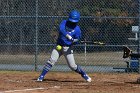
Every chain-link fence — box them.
[0,0,139,72]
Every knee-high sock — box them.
[75,66,86,75]
[39,63,52,77]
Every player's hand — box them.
[66,34,72,40]
[66,34,74,41]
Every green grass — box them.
[0,51,126,67]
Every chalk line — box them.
[0,87,47,93]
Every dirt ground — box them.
[0,71,140,93]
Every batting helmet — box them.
[68,10,80,23]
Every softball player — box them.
[37,10,91,82]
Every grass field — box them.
[0,51,126,67]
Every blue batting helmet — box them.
[68,10,80,23]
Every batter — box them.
[37,10,91,82]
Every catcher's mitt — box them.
[123,46,132,58]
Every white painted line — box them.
[1,87,47,93]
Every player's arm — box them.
[73,39,79,42]
[74,27,81,42]
[73,27,81,43]
[66,31,81,43]
[59,21,67,36]
[59,21,74,41]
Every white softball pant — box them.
[46,46,78,71]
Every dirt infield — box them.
[0,71,140,93]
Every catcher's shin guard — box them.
[123,46,132,58]
[75,66,91,82]
[37,63,52,82]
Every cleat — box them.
[37,75,44,82]
[123,46,132,58]
[82,74,92,82]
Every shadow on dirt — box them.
[32,78,84,83]
[125,81,140,84]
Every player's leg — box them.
[37,48,62,81]
[63,46,91,82]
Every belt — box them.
[63,45,71,47]
[58,45,71,47]
[63,45,72,47]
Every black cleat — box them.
[123,46,132,58]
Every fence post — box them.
[34,0,39,71]
[138,0,140,73]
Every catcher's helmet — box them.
[68,10,80,23]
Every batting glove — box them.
[66,34,74,41]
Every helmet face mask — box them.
[68,10,80,23]
[66,21,77,28]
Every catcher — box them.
[123,46,140,83]
[123,46,140,58]
[37,10,91,82]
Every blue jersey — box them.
[57,20,81,46]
